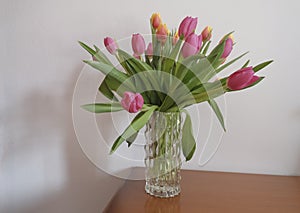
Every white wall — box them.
[1,0,300,212]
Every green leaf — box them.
[84,60,135,95]
[215,52,248,74]
[207,31,233,58]
[158,95,176,112]
[219,76,228,86]
[177,81,225,109]
[208,99,226,131]
[79,42,114,66]
[116,51,164,103]
[201,41,211,55]
[93,45,113,65]
[78,41,96,55]
[117,49,153,71]
[210,41,225,67]
[98,76,118,101]
[138,72,163,105]
[162,34,172,57]
[81,102,123,113]
[126,131,139,147]
[176,53,206,81]
[118,50,163,104]
[116,51,138,76]
[151,37,161,69]
[241,60,250,68]
[110,106,157,153]
[253,60,273,72]
[181,110,196,161]
[126,110,149,147]
[84,60,128,82]
[162,40,183,73]
[184,58,214,88]
[159,54,207,112]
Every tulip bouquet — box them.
[79,13,272,161]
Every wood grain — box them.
[104,168,300,213]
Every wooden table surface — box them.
[104,168,300,213]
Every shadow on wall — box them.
[0,64,123,213]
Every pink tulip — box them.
[132,34,146,56]
[221,36,233,58]
[104,37,118,55]
[178,16,198,39]
[156,24,169,44]
[201,26,212,42]
[227,67,260,90]
[247,75,260,85]
[181,33,201,58]
[151,13,162,29]
[121,92,144,113]
[145,43,153,57]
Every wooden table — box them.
[104,168,300,212]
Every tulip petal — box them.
[221,38,233,58]
[246,75,260,86]
[156,24,169,43]
[104,37,118,55]
[178,16,190,37]
[182,34,199,58]
[186,17,198,37]
[201,26,212,41]
[135,93,144,109]
[121,92,144,113]
[132,34,146,55]
[227,67,255,90]
[121,92,135,111]
[151,13,161,29]
[146,43,153,56]
[178,16,197,39]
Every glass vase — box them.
[144,111,183,198]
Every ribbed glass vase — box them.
[144,111,183,198]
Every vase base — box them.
[145,183,181,198]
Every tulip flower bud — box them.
[156,24,169,44]
[221,34,234,59]
[172,32,179,45]
[227,67,260,90]
[182,33,201,58]
[151,13,162,29]
[178,16,198,39]
[121,92,144,113]
[145,42,153,57]
[104,37,118,55]
[132,33,146,56]
[201,26,212,42]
